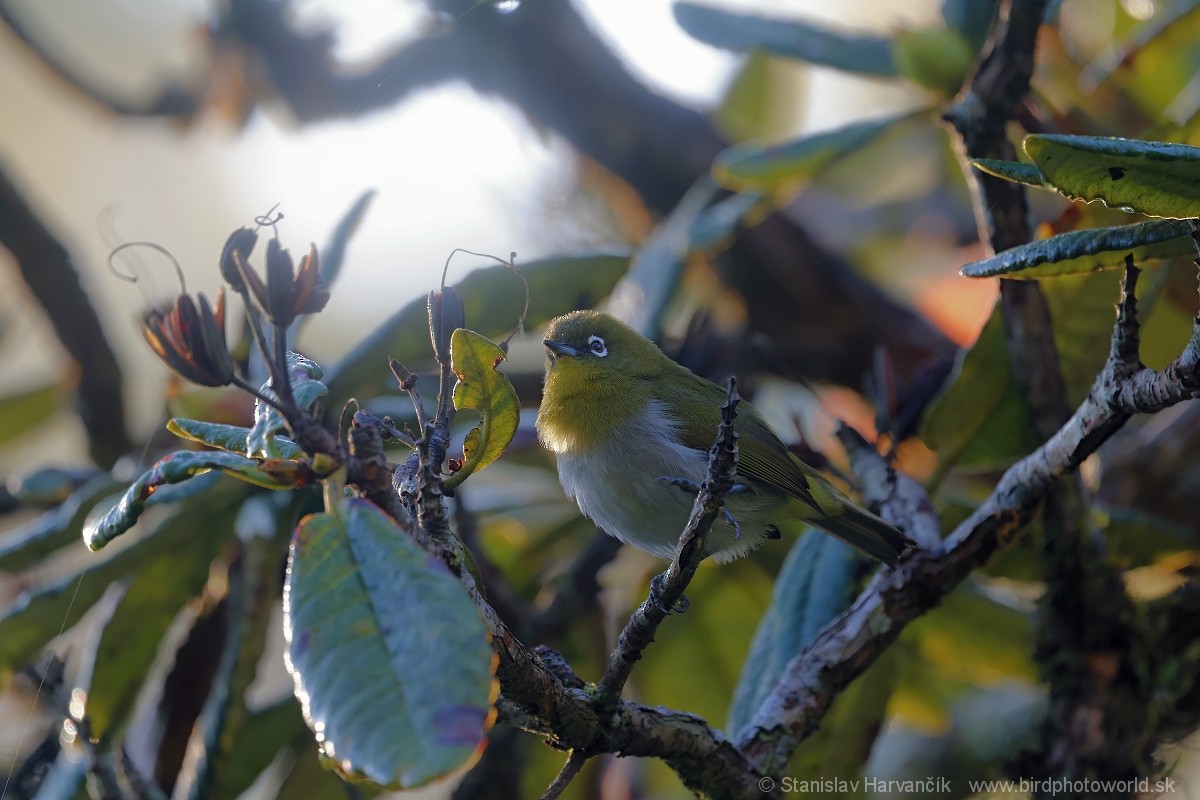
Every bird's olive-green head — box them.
[537,311,665,454]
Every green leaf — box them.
[920,306,1041,467]
[893,27,974,95]
[713,50,797,143]
[906,582,1035,684]
[445,329,519,490]
[7,466,100,507]
[1024,134,1200,218]
[941,0,998,52]
[319,190,376,289]
[0,494,241,675]
[0,383,60,446]
[248,353,327,459]
[689,190,768,250]
[713,113,912,194]
[924,272,1132,468]
[608,179,720,337]
[673,2,896,77]
[970,158,1051,190]
[960,219,1196,279]
[609,177,764,336]
[168,418,302,459]
[84,451,300,550]
[1099,506,1193,566]
[284,498,496,787]
[325,253,628,407]
[86,493,249,738]
[728,532,857,737]
[0,474,122,572]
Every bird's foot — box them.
[649,573,690,614]
[656,476,747,540]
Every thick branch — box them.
[0,161,130,466]
[736,265,1200,774]
[1,0,954,393]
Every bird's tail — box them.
[814,505,915,566]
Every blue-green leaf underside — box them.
[961,219,1196,279]
[673,2,896,77]
[714,112,915,194]
[728,532,856,737]
[284,498,496,788]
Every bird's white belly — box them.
[553,400,773,562]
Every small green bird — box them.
[535,311,913,566]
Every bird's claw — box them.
[649,573,690,614]
[655,476,747,540]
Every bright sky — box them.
[0,0,936,456]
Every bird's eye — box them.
[588,335,608,357]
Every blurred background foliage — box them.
[2,0,1200,798]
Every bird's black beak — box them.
[543,339,580,358]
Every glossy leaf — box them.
[248,353,327,459]
[960,219,1196,279]
[1024,134,1200,218]
[325,253,628,406]
[284,498,497,787]
[168,417,302,460]
[970,158,1051,190]
[673,2,897,77]
[728,531,857,737]
[84,451,299,550]
[445,329,519,490]
[713,113,911,194]
[0,383,60,446]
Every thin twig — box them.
[540,750,589,800]
[592,379,740,710]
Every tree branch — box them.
[736,263,1200,774]
[592,379,740,711]
[0,161,131,466]
[1,0,954,394]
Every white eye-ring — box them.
[588,335,608,357]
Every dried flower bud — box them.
[219,227,258,293]
[142,289,233,387]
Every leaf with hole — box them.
[1024,134,1200,218]
[284,497,497,787]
